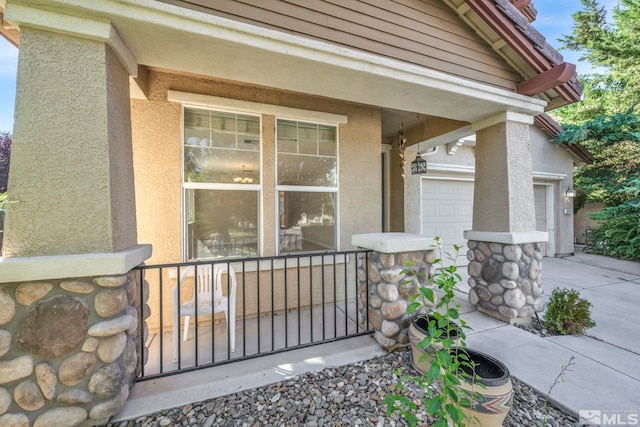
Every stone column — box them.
[352,233,437,351]
[0,5,151,426]
[465,112,547,324]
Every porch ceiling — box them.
[3,0,545,126]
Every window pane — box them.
[184,108,210,147]
[318,125,336,156]
[187,189,259,260]
[279,191,335,254]
[184,147,260,184]
[298,122,318,155]
[278,154,336,186]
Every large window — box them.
[277,119,338,254]
[183,107,261,260]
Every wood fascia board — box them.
[465,0,582,104]
[516,62,576,96]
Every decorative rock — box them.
[424,250,437,264]
[482,259,501,282]
[534,298,545,312]
[88,315,137,337]
[468,278,476,288]
[57,389,92,405]
[123,338,138,378]
[34,407,87,427]
[498,306,518,319]
[14,379,45,411]
[95,288,128,318]
[0,413,29,427]
[478,242,492,256]
[381,320,401,337]
[0,330,11,357]
[396,252,423,269]
[94,275,128,288]
[89,363,126,399]
[479,301,497,311]
[368,309,382,330]
[89,384,129,420]
[59,352,97,387]
[367,264,380,284]
[15,282,53,306]
[0,356,33,385]
[357,268,366,283]
[377,284,398,302]
[0,387,10,415]
[60,280,94,294]
[380,268,406,285]
[98,332,127,363]
[522,243,535,257]
[466,250,475,262]
[476,287,491,302]
[82,337,100,353]
[504,289,526,309]
[488,283,503,295]
[126,277,139,306]
[468,261,482,277]
[491,296,504,305]
[504,245,523,262]
[490,243,503,254]
[369,295,382,309]
[398,280,417,301]
[468,240,478,249]
[494,255,505,262]
[0,289,15,326]
[518,306,535,318]
[474,249,486,262]
[468,289,479,305]
[528,260,541,280]
[501,262,519,280]
[520,280,532,295]
[16,295,89,358]
[525,295,535,305]
[35,363,57,400]
[531,282,542,297]
[379,253,395,269]
[500,279,517,289]
[534,250,544,261]
[380,300,407,320]
[373,331,396,350]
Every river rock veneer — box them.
[0,271,149,426]
[466,240,545,321]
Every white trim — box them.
[471,111,535,132]
[5,3,138,76]
[0,245,152,283]
[425,163,475,175]
[532,171,567,180]
[463,230,548,244]
[169,91,348,125]
[183,182,262,191]
[276,185,338,193]
[422,176,475,182]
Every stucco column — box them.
[0,7,151,426]
[3,24,138,258]
[464,112,546,324]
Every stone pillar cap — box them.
[464,230,548,244]
[352,233,437,253]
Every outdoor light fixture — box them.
[565,187,576,198]
[411,152,427,175]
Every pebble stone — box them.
[105,348,578,427]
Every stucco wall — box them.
[574,202,604,245]
[4,28,137,257]
[132,68,381,265]
[529,125,576,255]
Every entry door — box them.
[421,178,474,265]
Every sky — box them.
[0,1,618,133]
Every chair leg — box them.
[230,306,236,352]
[183,316,190,341]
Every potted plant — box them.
[386,238,513,427]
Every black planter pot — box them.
[409,314,462,373]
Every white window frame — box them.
[181,105,263,261]
[275,117,340,255]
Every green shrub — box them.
[544,288,596,335]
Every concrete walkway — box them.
[114,250,640,423]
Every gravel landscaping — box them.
[107,347,579,427]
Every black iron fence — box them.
[132,250,372,381]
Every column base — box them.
[478,306,532,326]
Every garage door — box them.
[421,179,474,265]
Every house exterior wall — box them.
[132,68,382,265]
[574,202,604,244]
[529,125,575,256]
[158,0,521,90]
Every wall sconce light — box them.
[565,187,576,198]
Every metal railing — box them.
[133,249,372,381]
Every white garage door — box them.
[421,179,474,265]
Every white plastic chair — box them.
[172,264,237,361]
